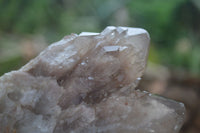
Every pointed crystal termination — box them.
[0,26,185,133]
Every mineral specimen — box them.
[0,26,185,133]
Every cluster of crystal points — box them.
[0,26,185,133]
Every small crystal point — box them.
[0,26,185,133]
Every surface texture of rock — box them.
[0,26,185,133]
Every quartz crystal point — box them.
[0,26,185,133]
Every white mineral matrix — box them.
[0,26,185,133]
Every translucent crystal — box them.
[0,26,185,133]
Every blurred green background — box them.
[0,0,200,132]
[0,0,200,77]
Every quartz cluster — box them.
[0,26,185,133]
